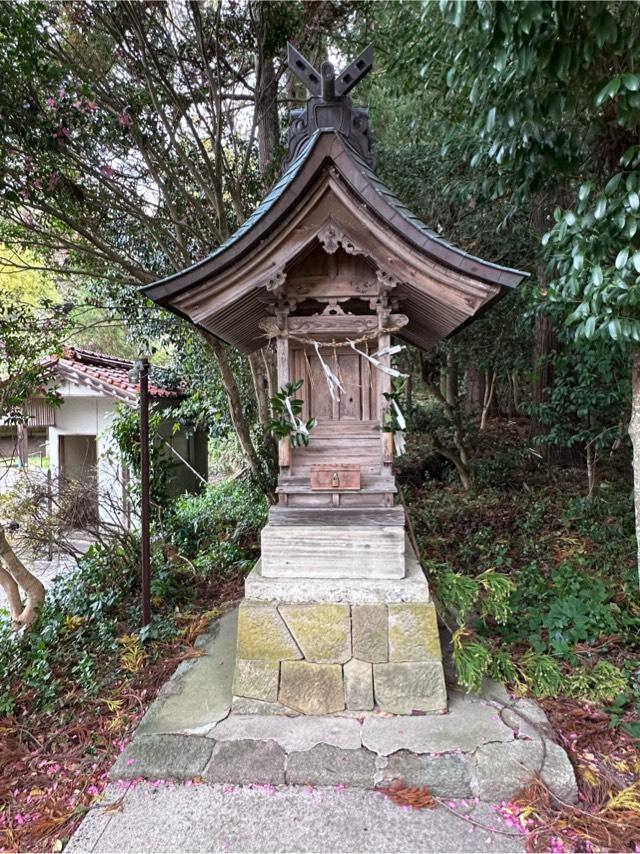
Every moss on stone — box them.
[236,602,302,661]
[279,604,351,664]
[388,603,442,662]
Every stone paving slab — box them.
[204,739,286,785]
[67,781,526,853]
[360,692,511,755]
[110,734,213,781]
[209,714,362,752]
[136,609,237,737]
[285,744,377,787]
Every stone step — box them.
[109,695,578,804]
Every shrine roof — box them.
[142,44,528,353]
[144,130,526,310]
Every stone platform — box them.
[110,609,578,804]
[232,545,447,716]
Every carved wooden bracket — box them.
[262,268,287,294]
[376,269,400,293]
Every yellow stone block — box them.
[279,604,351,664]
[236,602,302,661]
[388,603,442,662]
[279,660,345,714]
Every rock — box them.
[388,603,441,662]
[279,604,351,664]
[352,604,388,663]
[344,659,374,710]
[279,661,345,715]
[540,739,578,804]
[209,714,362,753]
[233,659,279,702]
[473,740,544,801]
[286,744,377,787]
[373,661,447,714]
[512,698,554,729]
[236,602,301,661]
[109,734,213,781]
[380,751,473,798]
[204,739,286,785]
[478,678,512,705]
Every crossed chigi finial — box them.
[287,43,374,102]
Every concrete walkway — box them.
[67,781,525,853]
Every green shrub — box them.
[164,477,268,575]
[501,562,639,657]
[0,542,139,714]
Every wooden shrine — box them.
[144,45,526,716]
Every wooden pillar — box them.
[276,313,291,475]
[377,302,393,468]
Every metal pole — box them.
[138,357,151,627]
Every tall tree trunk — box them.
[420,355,474,490]
[442,350,459,406]
[530,312,557,441]
[16,423,28,467]
[249,350,278,468]
[630,351,640,589]
[0,525,45,629]
[480,370,497,431]
[586,441,597,501]
[464,365,484,415]
[248,351,271,429]
[432,438,473,490]
[204,334,262,477]
[262,346,277,401]
[511,369,520,414]
[252,0,281,178]
[405,372,413,414]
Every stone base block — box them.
[245,548,429,605]
[260,524,405,578]
[232,596,447,716]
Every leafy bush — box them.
[501,562,634,657]
[164,476,268,576]
[0,540,141,714]
[409,449,639,707]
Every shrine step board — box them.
[268,506,405,527]
[260,524,405,579]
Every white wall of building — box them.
[48,386,128,527]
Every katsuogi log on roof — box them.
[143,44,527,353]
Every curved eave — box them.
[143,131,527,309]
